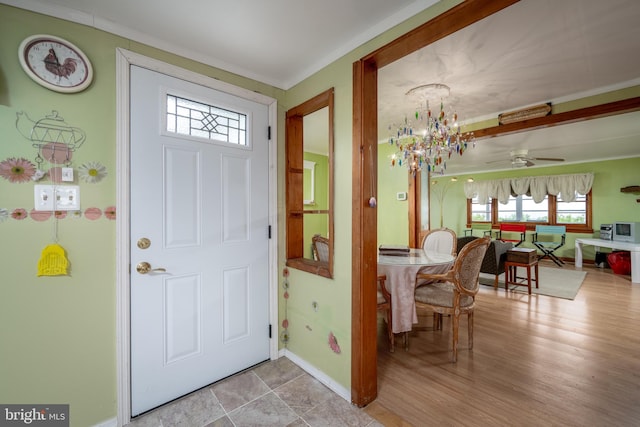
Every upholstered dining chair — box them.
[376,275,394,352]
[413,236,490,362]
[421,227,457,256]
[311,234,330,263]
[416,228,457,287]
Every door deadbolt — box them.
[137,238,151,249]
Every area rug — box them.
[478,267,587,300]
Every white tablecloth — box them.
[378,249,454,333]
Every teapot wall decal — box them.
[16,110,86,165]
[16,110,86,163]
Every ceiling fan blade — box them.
[485,158,510,164]
[533,157,564,162]
[525,159,535,167]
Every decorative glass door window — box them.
[166,94,247,145]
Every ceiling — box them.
[378,0,640,176]
[6,0,640,175]
[5,0,436,89]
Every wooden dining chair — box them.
[413,236,490,362]
[311,234,330,262]
[376,275,394,352]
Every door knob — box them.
[136,262,167,274]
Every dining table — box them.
[378,248,454,335]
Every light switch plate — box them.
[61,167,74,182]
[34,184,54,210]
[34,185,80,211]
[56,186,80,210]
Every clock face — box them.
[19,35,93,93]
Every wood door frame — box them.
[408,170,425,248]
[115,49,279,425]
[351,0,520,406]
[351,0,640,405]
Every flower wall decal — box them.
[281,267,290,347]
[104,206,116,220]
[30,209,52,222]
[0,158,36,183]
[78,161,107,183]
[328,332,341,354]
[0,207,116,221]
[11,208,27,220]
[84,207,102,220]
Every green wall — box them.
[1,9,119,426]
[453,157,640,260]
[377,155,640,260]
[279,0,460,394]
[0,5,284,426]
[8,0,636,424]
[1,1,458,422]
[377,142,410,245]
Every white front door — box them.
[129,65,270,416]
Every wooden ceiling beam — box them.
[473,96,640,140]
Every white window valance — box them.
[464,173,594,204]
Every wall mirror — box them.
[285,88,334,278]
[303,160,316,205]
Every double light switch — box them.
[34,184,80,211]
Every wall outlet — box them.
[34,185,80,211]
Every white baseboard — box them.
[281,349,351,402]
[93,417,117,427]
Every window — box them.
[466,191,592,233]
[498,194,548,222]
[556,193,587,224]
[470,195,491,222]
[166,94,247,145]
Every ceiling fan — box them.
[489,149,565,168]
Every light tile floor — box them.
[126,357,383,427]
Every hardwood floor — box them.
[365,262,640,426]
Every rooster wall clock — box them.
[18,34,93,93]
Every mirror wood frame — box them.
[285,88,335,278]
[352,0,640,407]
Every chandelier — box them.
[388,83,475,174]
